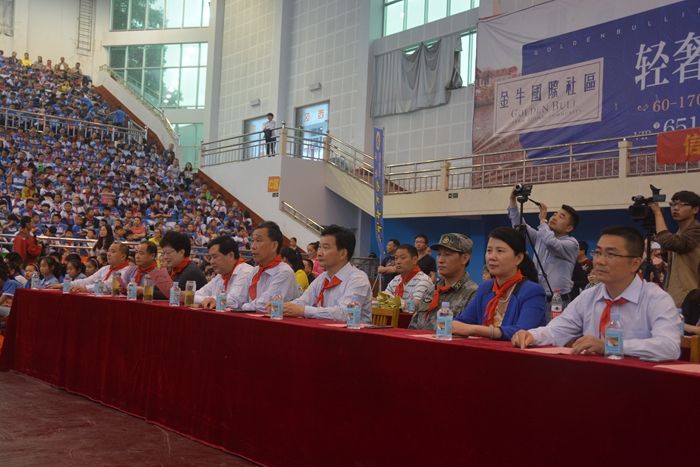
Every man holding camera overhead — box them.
[507,185,579,321]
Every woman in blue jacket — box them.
[453,227,546,340]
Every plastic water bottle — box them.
[405,292,415,313]
[62,274,72,294]
[94,279,103,296]
[216,287,227,312]
[436,302,453,341]
[550,289,563,321]
[604,313,624,360]
[678,309,685,338]
[297,284,304,298]
[30,271,39,289]
[127,279,137,301]
[270,290,283,320]
[346,294,361,329]
[169,283,181,307]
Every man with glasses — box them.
[154,231,208,300]
[512,225,681,361]
[650,191,700,307]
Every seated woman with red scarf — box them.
[453,227,546,340]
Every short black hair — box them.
[280,247,301,271]
[160,231,192,257]
[561,205,579,230]
[321,224,356,261]
[578,240,589,253]
[20,215,32,228]
[387,238,400,248]
[254,221,283,254]
[671,191,700,210]
[396,244,418,257]
[599,225,644,258]
[267,112,274,118]
[414,234,428,243]
[208,235,240,259]
[142,241,158,256]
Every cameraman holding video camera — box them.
[649,190,700,308]
[508,186,579,321]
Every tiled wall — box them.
[217,0,276,137]
[285,0,363,144]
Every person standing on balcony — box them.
[650,191,700,308]
[507,187,579,321]
[262,113,277,156]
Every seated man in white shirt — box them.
[512,225,681,361]
[195,235,254,309]
[120,241,158,296]
[230,221,297,311]
[384,244,434,309]
[60,243,131,292]
[274,224,372,323]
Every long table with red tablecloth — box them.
[1,288,697,467]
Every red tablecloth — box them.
[398,311,413,328]
[1,288,698,467]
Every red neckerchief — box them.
[104,261,130,280]
[248,255,282,300]
[170,257,191,280]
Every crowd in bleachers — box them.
[0,52,256,269]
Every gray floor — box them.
[0,372,258,467]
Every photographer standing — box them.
[507,187,579,321]
[650,191,700,307]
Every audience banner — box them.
[473,0,700,160]
[657,127,700,164]
[373,128,385,259]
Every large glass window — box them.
[383,0,479,36]
[110,0,209,30]
[108,43,207,109]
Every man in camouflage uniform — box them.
[408,233,479,331]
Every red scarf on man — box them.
[170,257,191,280]
[395,266,421,298]
[222,257,246,290]
[134,263,157,284]
[599,297,627,339]
[424,284,453,318]
[315,276,342,307]
[104,261,130,280]
[248,255,283,300]
[482,271,524,326]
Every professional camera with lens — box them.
[628,184,665,224]
[513,184,533,198]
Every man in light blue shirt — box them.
[275,224,372,323]
[512,225,681,361]
[507,187,579,319]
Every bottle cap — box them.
[611,313,620,320]
[275,290,282,294]
[554,289,560,293]
[351,294,358,300]
[442,302,449,307]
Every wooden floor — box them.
[0,372,258,467]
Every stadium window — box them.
[110,0,210,31]
[383,0,479,36]
[108,43,208,109]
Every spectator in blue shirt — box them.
[0,268,21,317]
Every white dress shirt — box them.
[292,262,373,323]
[72,265,135,293]
[385,270,434,302]
[231,261,298,312]
[195,261,254,308]
[529,275,681,360]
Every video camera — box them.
[513,184,533,198]
[628,184,665,224]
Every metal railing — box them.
[0,107,147,144]
[201,125,375,187]
[281,201,323,235]
[99,64,180,146]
